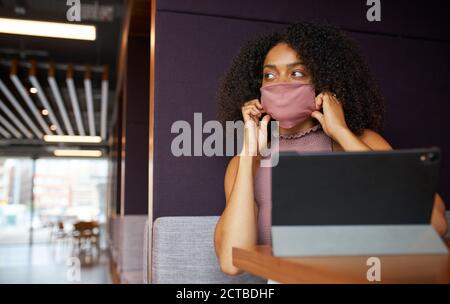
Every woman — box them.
[214,22,448,276]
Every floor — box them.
[0,226,53,245]
[0,243,112,284]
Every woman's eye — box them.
[292,71,304,78]
[264,73,275,80]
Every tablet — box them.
[271,147,448,256]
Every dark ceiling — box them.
[0,0,124,85]
[0,0,125,157]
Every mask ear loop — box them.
[264,116,275,144]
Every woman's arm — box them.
[214,99,268,276]
[432,194,448,236]
[214,155,258,276]
[312,92,391,151]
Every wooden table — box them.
[232,241,450,284]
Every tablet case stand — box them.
[272,224,449,257]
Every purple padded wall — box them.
[153,0,450,219]
[157,0,450,41]
[153,12,284,218]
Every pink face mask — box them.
[260,82,316,129]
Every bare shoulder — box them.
[358,129,392,151]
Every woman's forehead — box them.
[264,43,302,66]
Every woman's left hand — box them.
[311,92,350,141]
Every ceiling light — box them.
[49,125,57,131]
[0,18,96,41]
[29,87,38,94]
[54,149,102,157]
[44,135,102,143]
[0,78,42,138]
[66,76,85,135]
[11,74,52,135]
[41,109,49,116]
[48,75,74,135]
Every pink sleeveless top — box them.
[254,124,332,245]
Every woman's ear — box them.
[315,92,323,111]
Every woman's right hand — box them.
[240,99,271,157]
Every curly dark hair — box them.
[217,22,384,135]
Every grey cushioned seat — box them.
[151,216,266,284]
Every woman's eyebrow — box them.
[263,64,277,69]
[286,61,304,68]
[263,61,304,69]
